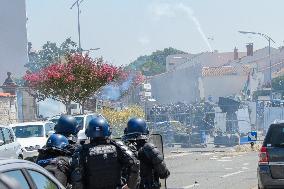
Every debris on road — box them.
[235,143,261,152]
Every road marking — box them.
[225,167,233,170]
[242,167,249,170]
[201,152,214,156]
[165,153,192,159]
[183,183,200,188]
[221,157,232,159]
[221,170,244,178]
[243,163,249,166]
[209,157,218,160]
[217,159,232,162]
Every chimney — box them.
[234,47,238,60]
[246,43,253,56]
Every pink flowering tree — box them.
[24,53,123,113]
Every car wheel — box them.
[18,155,23,159]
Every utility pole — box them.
[239,31,275,101]
[70,0,85,52]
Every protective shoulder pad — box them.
[142,142,164,165]
[112,140,136,162]
[38,147,48,154]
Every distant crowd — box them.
[148,102,215,129]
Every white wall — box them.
[237,107,251,134]
[201,75,247,102]
[150,65,201,104]
[214,107,226,132]
[263,107,284,132]
[0,0,28,83]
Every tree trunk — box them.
[81,102,85,114]
[65,102,72,115]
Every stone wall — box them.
[0,97,17,125]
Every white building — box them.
[0,0,28,82]
[166,50,246,72]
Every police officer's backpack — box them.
[82,144,122,188]
[37,156,70,186]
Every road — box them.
[164,147,258,189]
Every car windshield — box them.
[13,125,44,138]
[265,125,284,147]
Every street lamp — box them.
[82,48,101,54]
[70,0,85,52]
[238,30,276,100]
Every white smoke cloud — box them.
[150,2,213,52]
[38,99,66,117]
[149,3,176,20]
[176,3,213,52]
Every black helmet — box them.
[55,115,78,136]
[46,134,69,150]
[85,117,111,139]
[124,118,149,140]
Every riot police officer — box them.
[54,115,79,145]
[37,115,79,163]
[124,118,170,189]
[71,117,140,189]
[37,134,72,187]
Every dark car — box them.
[0,158,65,189]
[258,121,284,189]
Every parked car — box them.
[0,158,65,189]
[258,120,284,189]
[9,122,55,159]
[0,173,22,189]
[0,126,22,159]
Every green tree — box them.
[127,47,186,76]
[272,75,284,91]
[140,61,165,76]
[26,38,78,73]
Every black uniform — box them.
[36,147,72,187]
[71,139,140,189]
[132,141,170,189]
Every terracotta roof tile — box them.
[0,92,14,97]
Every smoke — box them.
[38,99,65,117]
[99,74,135,101]
[100,85,121,101]
[176,3,213,52]
[151,2,213,52]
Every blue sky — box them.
[26,0,284,66]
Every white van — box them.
[0,125,23,159]
[74,114,104,141]
[10,122,55,158]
